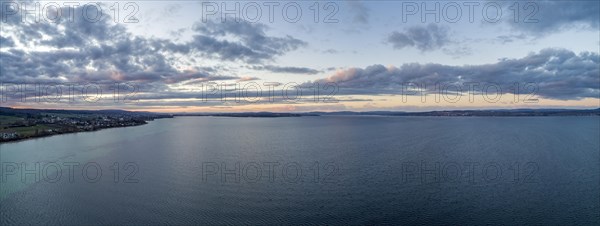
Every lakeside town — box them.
[0,107,172,142]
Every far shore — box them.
[2,107,598,143]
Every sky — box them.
[0,0,599,112]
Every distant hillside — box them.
[310,108,600,117]
[2,107,598,118]
[0,107,165,117]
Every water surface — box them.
[1,116,599,224]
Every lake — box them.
[1,116,599,225]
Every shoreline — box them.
[0,121,155,144]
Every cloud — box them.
[251,65,320,74]
[347,1,369,24]
[506,1,600,35]
[0,36,14,47]
[0,3,307,89]
[191,19,306,63]
[387,24,450,52]
[236,77,260,82]
[323,49,339,54]
[0,5,194,85]
[496,34,528,44]
[313,49,599,100]
[442,46,472,59]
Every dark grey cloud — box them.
[387,24,449,52]
[0,3,306,91]
[313,49,599,100]
[0,36,14,47]
[251,65,320,74]
[191,19,306,63]
[0,5,184,85]
[506,1,599,35]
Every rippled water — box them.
[1,116,599,225]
